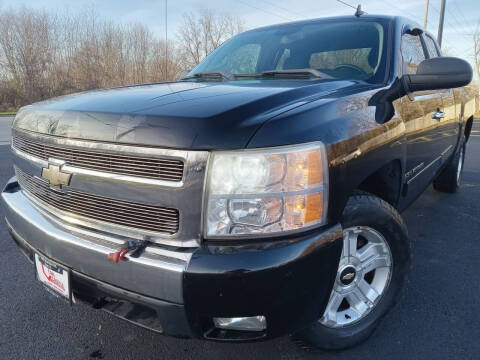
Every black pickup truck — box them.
[1,15,475,350]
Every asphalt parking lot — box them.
[0,116,12,144]
[0,116,479,359]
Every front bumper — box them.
[2,176,343,341]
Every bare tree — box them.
[150,39,182,81]
[177,10,244,70]
[0,7,55,103]
[0,7,244,111]
[474,23,480,115]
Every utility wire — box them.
[236,0,293,21]
[430,3,471,41]
[452,0,469,25]
[449,7,467,30]
[443,1,472,35]
[425,3,467,57]
[378,1,465,58]
[258,0,308,19]
[381,0,424,25]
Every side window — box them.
[424,35,440,58]
[401,34,426,74]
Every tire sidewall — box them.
[296,195,411,349]
[457,144,466,187]
[434,140,466,193]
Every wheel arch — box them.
[329,157,405,223]
[354,159,403,208]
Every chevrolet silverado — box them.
[1,15,475,349]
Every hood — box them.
[14,79,371,149]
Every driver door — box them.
[400,33,445,199]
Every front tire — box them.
[294,194,411,350]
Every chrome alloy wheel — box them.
[456,147,464,185]
[320,226,393,328]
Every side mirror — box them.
[403,57,473,93]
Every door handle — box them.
[432,110,445,120]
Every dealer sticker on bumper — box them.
[35,253,71,300]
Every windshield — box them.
[189,19,388,83]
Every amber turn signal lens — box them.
[307,151,323,185]
[285,193,324,229]
[305,193,323,223]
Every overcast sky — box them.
[4,0,479,61]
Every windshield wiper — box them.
[236,69,331,80]
[181,71,234,81]
[183,69,331,81]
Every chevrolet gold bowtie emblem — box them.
[41,164,71,188]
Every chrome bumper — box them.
[1,176,189,303]
[2,176,345,340]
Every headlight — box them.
[204,142,328,238]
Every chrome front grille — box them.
[11,128,209,247]
[15,167,180,235]
[12,132,184,182]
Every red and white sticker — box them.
[35,254,70,299]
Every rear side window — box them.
[424,35,440,58]
[401,34,426,74]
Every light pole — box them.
[165,0,168,80]
[437,0,446,48]
[424,0,429,29]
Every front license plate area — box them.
[35,253,71,302]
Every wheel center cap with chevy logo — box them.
[340,266,357,286]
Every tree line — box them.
[1,6,478,114]
[0,7,243,112]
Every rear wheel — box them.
[294,194,411,350]
[433,144,465,193]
